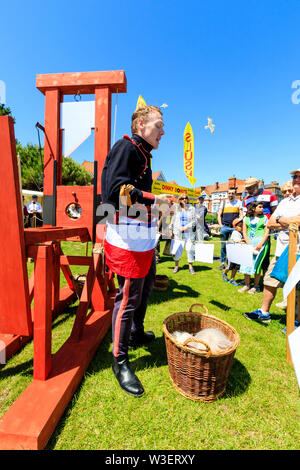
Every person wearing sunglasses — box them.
[169,194,196,274]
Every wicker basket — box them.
[163,304,240,402]
[154,275,169,291]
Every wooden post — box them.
[43,88,61,194]
[286,224,298,364]
[33,245,53,380]
[94,86,112,195]
[51,242,60,314]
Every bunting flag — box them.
[183,122,197,186]
[136,95,146,110]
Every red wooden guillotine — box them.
[0,70,126,449]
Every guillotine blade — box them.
[60,100,95,158]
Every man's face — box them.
[138,112,165,149]
[282,186,293,198]
[292,172,300,195]
[246,183,259,196]
[228,190,236,200]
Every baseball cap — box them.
[233,217,243,228]
[290,169,300,175]
[32,195,38,198]
[244,177,258,188]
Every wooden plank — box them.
[94,87,111,197]
[51,242,60,314]
[0,306,113,450]
[56,185,94,239]
[59,255,92,266]
[43,88,61,195]
[24,227,90,245]
[286,225,298,364]
[0,116,32,336]
[36,70,127,95]
[33,245,53,381]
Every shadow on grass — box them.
[46,338,250,448]
[131,335,168,369]
[0,305,78,376]
[224,358,251,398]
[209,300,231,311]
[134,346,251,400]
[0,358,34,378]
[270,312,287,325]
[149,279,200,305]
[164,263,211,273]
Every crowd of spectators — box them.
[166,169,300,332]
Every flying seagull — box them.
[205,117,215,134]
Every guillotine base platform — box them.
[0,300,113,450]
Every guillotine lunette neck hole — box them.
[66,203,82,219]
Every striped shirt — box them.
[243,189,278,219]
[219,199,242,227]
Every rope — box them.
[164,229,300,246]
[113,88,118,145]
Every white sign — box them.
[226,243,254,266]
[170,239,184,257]
[288,326,300,388]
[0,340,6,364]
[195,243,214,263]
[283,258,300,299]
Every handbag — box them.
[270,245,300,283]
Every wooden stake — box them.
[286,224,298,364]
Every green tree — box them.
[17,141,44,191]
[17,140,93,190]
[62,156,93,186]
[0,104,15,123]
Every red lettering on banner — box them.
[184,151,193,161]
[185,132,191,142]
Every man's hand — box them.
[120,184,135,206]
[156,194,171,206]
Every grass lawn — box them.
[0,238,299,450]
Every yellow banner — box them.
[136,95,146,110]
[183,122,197,186]
[152,180,201,200]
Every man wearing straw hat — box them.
[244,169,300,326]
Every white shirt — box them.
[27,201,42,213]
[230,230,243,243]
[272,195,300,257]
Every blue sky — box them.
[1,0,300,188]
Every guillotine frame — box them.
[0,70,126,450]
